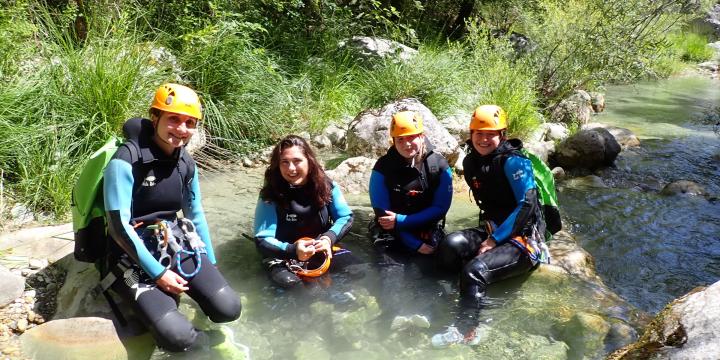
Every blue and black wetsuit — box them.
[253,179,354,287]
[369,139,453,252]
[437,138,545,333]
[103,118,240,351]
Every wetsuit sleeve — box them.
[490,156,538,244]
[253,198,297,259]
[369,170,391,216]
[395,167,453,230]
[321,182,353,244]
[182,168,216,265]
[104,159,167,280]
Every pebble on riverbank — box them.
[0,258,66,357]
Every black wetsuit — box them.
[253,179,355,288]
[103,118,240,351]
[436,139,544,333]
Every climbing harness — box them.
[150,218,206,278]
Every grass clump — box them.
[669,32,714,63]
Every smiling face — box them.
[471,129,503,156]
[152,111,198,154]
[394,133,424,160]
[279,145,310,186]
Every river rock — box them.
[551,90,593,126]
[609,280,720,360]
[524,140,555,164]
[582,123,640,149]
[555,312,611,359]
[338,36,418,64]
[589,92,606,113]
[346,98,460,164]
[0,266,25,307]
[325,156,375,195]
[553,127,621,170]
[312,134,332,149]
[21,317,154,360]
[660,180,706,196]
[543,122,570,142]
[322,123,347,149]
[439,113,470,143]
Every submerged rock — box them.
[660,180,706,197]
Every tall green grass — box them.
[669,32,714,63]
[0,6,170,217]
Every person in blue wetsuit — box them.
[432,105,548,347]
[254,135,354,288]
[368,110,453,330]
[369,110,453,255]
[103,84,240,352]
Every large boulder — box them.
[325,156,376,195]
[551,90,593,125]
[609,280,720,359]
[582,123,640,149]
[338,36,418,64]
[553,127,621,170]
[346,99,459,163]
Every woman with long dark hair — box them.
[253,135,354,288]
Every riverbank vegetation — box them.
[0,0,716,219]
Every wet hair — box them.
[260,135,332,208]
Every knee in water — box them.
[153,310,197,352]
[207,285,242,323]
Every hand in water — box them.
[156,269,189,295]
[296,239,316,261]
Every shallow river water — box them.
[152,76,719,359]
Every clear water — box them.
[560,76,720,313]
[149,76,720,359]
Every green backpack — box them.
[520,148,562,236]
[71,136,138,262]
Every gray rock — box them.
[551,90,593,125]
[582,123,640,149]
[660,180,706,197]
[325,156,376,195]
[589,92,606,113]
[524,140,555,164]
[10,203,34,225]
[312,134,332,149]
[438,113,469,143]
[609,280,720,359]
[551,167,566,180]
[554,127,621,170]
[338,36,418,64]
[28,258,46,270]
[323,124,347,149]
[346,98,459,164]
[698,61,718,72]
[0,266,25,307]
[544,122,570,142]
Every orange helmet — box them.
[470,105,507,131]
[150,83,202,120]
[390,111,424,137]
